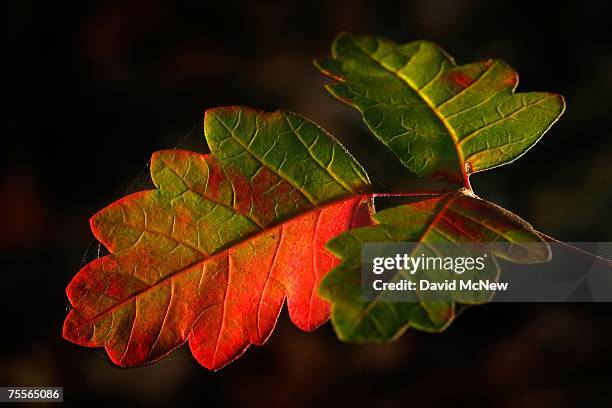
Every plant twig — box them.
[537,232,612,270]
[370,191,450,198]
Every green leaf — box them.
[315,33,565,187]
[205,107,371,210]
[318,191,550,342]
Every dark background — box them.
[2,0,612,406]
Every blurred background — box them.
[2,0,612,406]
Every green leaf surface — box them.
[315,33,565,187]
[319,191,550,342]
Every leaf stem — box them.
[370,190,450,198]
[537,232,612,270]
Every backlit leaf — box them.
[315,33,565,187]
[319,191,550,342]
[63,107,371,370]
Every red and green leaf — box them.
[63,107,371,370]
[319,191,550,342]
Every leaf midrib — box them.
[66,195,366,335]
[349,36,469,187]
[342,192,455,338]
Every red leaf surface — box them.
[63,107,371,369]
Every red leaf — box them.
[63,107,372,369]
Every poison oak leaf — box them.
[63,107,372,370]
[319,191,550,342]
[315,33,565,187]
[64,35,587,366]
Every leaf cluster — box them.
[64,33,567,369]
